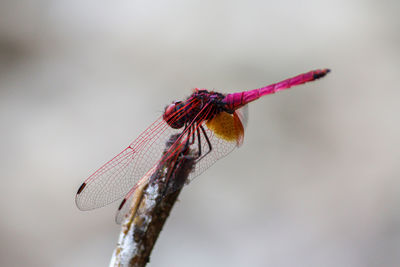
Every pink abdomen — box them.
[223,68,330,110]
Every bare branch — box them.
[110,134,195,267]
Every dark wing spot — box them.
[77,183,86,194]
[118,198,127,211]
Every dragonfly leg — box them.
[196,125,202,157]
[190,123,196,145]
[183,124,192,151]
[196,125,212,161]
[181,123,198,160]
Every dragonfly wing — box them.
[113,109,245,223]
[114,167,152,224]
[236,105,248,131]
[75,116,182,210]
[188,111,245,181]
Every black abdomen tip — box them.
[313,68,331,80]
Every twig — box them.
[110,134,195,267]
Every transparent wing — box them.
[77,98,247,223]
[75,115,186,210]
[76,97,203,211]
[114,103,215,223]
[188,110,246,181]
[236,105,248,130]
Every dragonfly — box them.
[76,68,330,223]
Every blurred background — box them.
[1,0,399,266]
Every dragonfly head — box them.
[163,101,185,129]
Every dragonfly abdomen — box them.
[223,69,330,110]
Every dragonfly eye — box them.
[163,101,185,129]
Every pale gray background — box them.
[1,0,399,266]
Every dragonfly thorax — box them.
[163,90,228,129]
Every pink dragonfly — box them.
[76,69,330,223]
